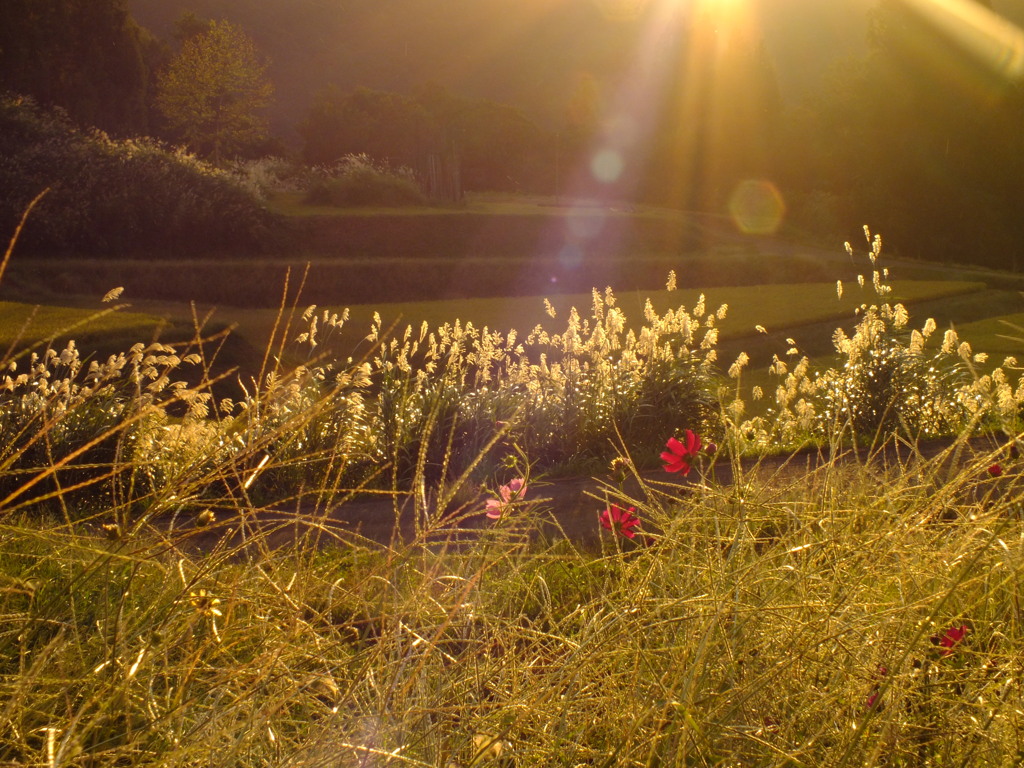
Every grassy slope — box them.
[0,301,164,354]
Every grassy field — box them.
[7,222,1024,764]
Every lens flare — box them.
[591,149,625,183]
[728,179,785,235]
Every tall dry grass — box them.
[2,224,1024,765]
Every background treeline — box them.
[3,0,1024,271]
[301,85,555,194]
[0,0,162,137]
[777,0,1024,269]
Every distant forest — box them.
[3,0,1024,269]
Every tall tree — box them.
[0,0,151,135]
[156,20,273,161]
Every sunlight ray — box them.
[902,0,1024,81]
[885,0,1024,104]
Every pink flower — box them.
[988,463,1003,477]
[485,478,526,520]
[661,430,702,475]
[865,665,887,710]
[599,505,641,539]
[932,625,968,657]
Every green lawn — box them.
[955,313,1024,360]
[0,300,164,353]
[266,189,684,220]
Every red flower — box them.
[661,430,702,475]
[988,463,1003,477]
[599,505,641,538]
[932,624,968,657]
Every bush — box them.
[354,288,721,481]
[227,156,302,200]
[0,93,275,256]
[0,339,193,517]
[304,154,426,208]
[732,230,1020,450]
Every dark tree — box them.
[0,0,152,135]
[301,86,438,168]
[803,0,1024,266]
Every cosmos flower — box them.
[988,463,1003,477]
[661,429,702,475]
[865,665,887,710]
[933,624,968,657]
[485,478,526,520]
[599,504,640,539]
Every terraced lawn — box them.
[0,300,164,354]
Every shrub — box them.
[227,156,301,200]
[732,229,1021,449]
[304,154,426,208]
[352,287,720,481]
[0,339,198,518]
[0,93,275,255]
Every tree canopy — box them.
[156,20,273,161]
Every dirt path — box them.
[153,434,1011,554]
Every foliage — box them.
[777,0,1024,267]
[0,0,154,135]
[414,84,551,193]
[301,87,437,169]
[227,156,302,200]
[0,94,274,255]
[156,20,274,162]
[304,154,426,208]
[301,84,552,194]
[731,231,1020,449]
[358,286,720,480]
